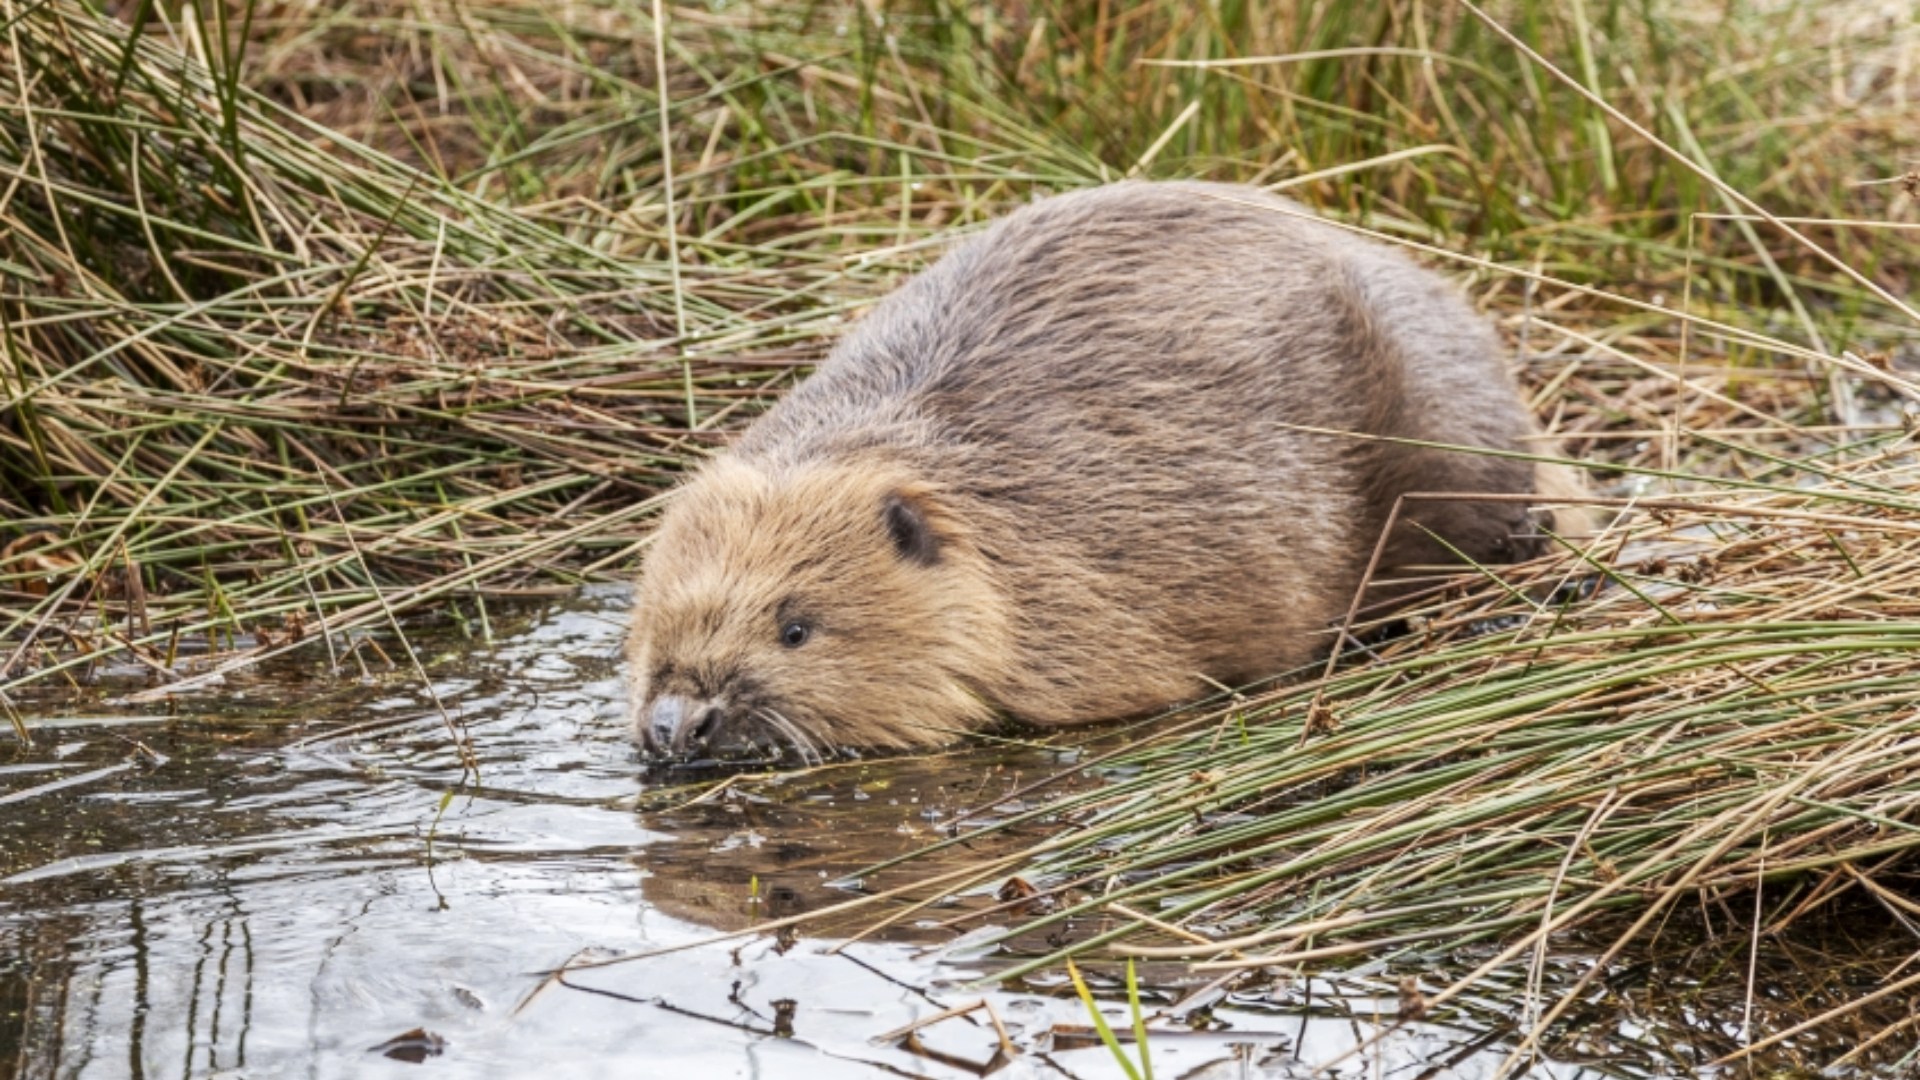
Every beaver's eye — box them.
[780,621,812,648]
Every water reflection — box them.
[0,588,1763,1076]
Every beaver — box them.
[627,181,1580,758]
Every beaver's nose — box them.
[644,695,726,755]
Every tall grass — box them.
[0,0,1028,707]
[848,456,1920,1067]
[3,0,1915,707]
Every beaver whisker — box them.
[756,707,823,766]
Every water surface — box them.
[0,588,1851,1076]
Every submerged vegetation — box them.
[5,0,1920,1070]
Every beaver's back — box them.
[675,184,1543,726]
[729,182,1545,721]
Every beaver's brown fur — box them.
[628,181,1579,756]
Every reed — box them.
[3,0,1913,708]
[855,448,1917,1063]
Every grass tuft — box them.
[866,452,1920,1066]
[4,0,1917,702]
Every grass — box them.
[0,0,1002,711]
[846,458,1920,1068]
[1067,956,1153,1080]
[2,0,1913,710]
[5,0,1920,1069]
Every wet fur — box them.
[628,181,1579,752]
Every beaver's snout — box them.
[642,693,726,756]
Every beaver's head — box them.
[627,457,1008,759]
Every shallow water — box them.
[0,588,1865,1077]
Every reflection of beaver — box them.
[628,181,1581,756]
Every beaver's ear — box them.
[883,488,942,567]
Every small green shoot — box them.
[1066,957,1153,1080]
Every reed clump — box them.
[0,0,1026,706]
[3,0,1915,706]
[852,445,1918,1063]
